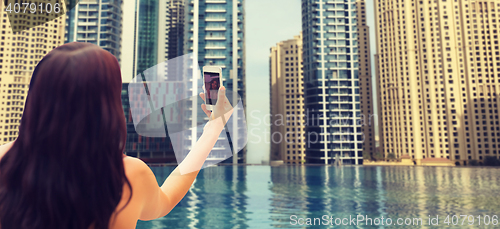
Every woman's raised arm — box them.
[135,86,233,220]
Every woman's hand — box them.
[139,86,235,221]
[199,86,233,125]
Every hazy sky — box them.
[245,0,302,164]
[120,0,378,164]
[244,0,378,163]
[120,0,134,82]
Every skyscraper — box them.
[375,0,500,165]
[270,34,306,164]
[301,0,373,165]
[185,0,246,164]
[168,0,185,60]
[132,0,165,77]
[65,0,123,63]
[0,2,65,145]
[121,83,178,163]
[356,0,376,159]
[132,0,186,78]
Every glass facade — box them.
[302,0,363,164]
[168,0,185,60]
[121,83,177,163]
[132,0,159,77]
[128,0,191,163]
[132,0,185,78]
[185,0,246,164]
[65,0,123,63]
[185,0,245,89]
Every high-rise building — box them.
[375,0,500,165]
[132,0,165,77]
[356,0,376,159]
[0,2,65,145]
[132,0,186,78]
[168,0,185,60]
[270,34,306,164]
[185,0,246,164]
[301,0,373,165]
[65,0,123,63]
[121,83,178,163]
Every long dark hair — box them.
[0,42,131,229]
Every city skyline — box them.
[120,0,379,164]
[5,0,498,165]
[0,0,379,164]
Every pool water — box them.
[136,166,500,228]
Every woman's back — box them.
[0,42,132,229]
[0,42,233,229]
[0,143,168,229]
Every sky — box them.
[244,0,378,164]
[120,0,378,164]
[120,0,134,83]
[245,0,302,164]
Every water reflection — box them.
[137,166,500,229]
[137,166,249,229]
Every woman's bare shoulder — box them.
[122,156,152,179]
[111,156,153,229]
[0,141,15,161]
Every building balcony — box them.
[79,7,98,12]
[206,0,227,3]
[77,14,98,19]
[77,29,97,33]
[204,55,226,59]
[76,37,98,42]
[77,22,98,26]
[330,140,356,143]
[332,108,352,112]
[205,9,226,13]
[205,46,226,50]
[205,18,226,22]
[205,36,226,40]
[338,100,352,103]
[100,24,120,30]
[330,123,351,127]
[205,27,226,31]
[330,147,355,150]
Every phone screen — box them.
[204,72,220,105]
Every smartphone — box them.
[202,66,222,110]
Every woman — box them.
[0,42,233,229]
[209,79,220,104]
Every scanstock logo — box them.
[128,53,248,172]
[2,0,79,33]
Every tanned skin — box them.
[0,86,233,229]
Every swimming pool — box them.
[136,166,500,228]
